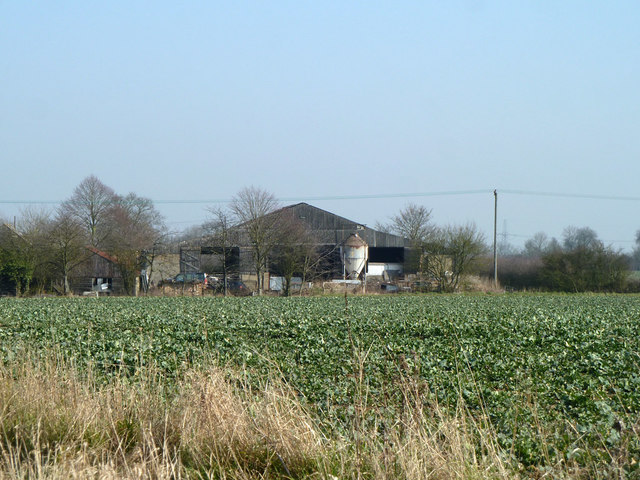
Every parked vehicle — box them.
[380,283,399,293]
[227,280,248,294]
[159,272,209,287]
[208,279,250,296]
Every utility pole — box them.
[493,190,498,288]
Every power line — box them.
[0,200,61,205]
[4,188,640,205]
[501,189,640,202]
[0,189,491,206]
[278,189,490,202]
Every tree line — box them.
[490,227,638,292]
[2,178,638,295]
[0,175,165,295]
[378,203,639,293]
[0,182,325,297]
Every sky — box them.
[1,1,639,251]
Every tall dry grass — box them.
[0,353,514,479]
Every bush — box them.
[0,248,33,296]
[540,245,628,292]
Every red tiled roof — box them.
[86,246,118,263]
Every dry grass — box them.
[0,354,515,479]
[459,275,504,294]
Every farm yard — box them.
[0,294,639,478]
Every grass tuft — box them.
[0,352,516,479]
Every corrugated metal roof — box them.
[280,203,408,248]
[196,202,408,249]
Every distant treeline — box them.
[479,227,640,292]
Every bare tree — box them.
[389,203,434,245]
[204,206,238,296]
[385,203,434,276]
[230,186,281,295]
[374,221,391,234]
[271,210,319,296]
[562,226,600,251]
[447,223,487,288]
[523,232,550,258]
[17,206,52,236]
[139,234,171,294]
[423,223,487,292]
[17,207,55,293]
[61,175,115,247]
[103,193,165,295]
[48,211,87,295]
[9,207,87,295]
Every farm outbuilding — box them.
[69,247,137,296]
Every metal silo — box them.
[342,233,368,279]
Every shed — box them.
[69,247,136,295]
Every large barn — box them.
[178,203,410,289]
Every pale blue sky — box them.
[1,1,639,250]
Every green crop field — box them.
[1,294,639,477]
